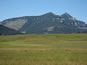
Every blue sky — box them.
[0,0,87,23]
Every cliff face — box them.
[1,12,87,34]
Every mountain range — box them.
[0,12,87,34]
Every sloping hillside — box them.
[0,25,22,35]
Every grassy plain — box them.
[0,34,87,65]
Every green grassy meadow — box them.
[0,34,87,65]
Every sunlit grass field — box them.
[0,34,87,65]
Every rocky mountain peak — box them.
[1,12,87,34]
[42,12,56,16]
[61,12,72,19]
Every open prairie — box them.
[0,34,87,65]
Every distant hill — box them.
[0,25,22,35]
[1,12,87,34]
